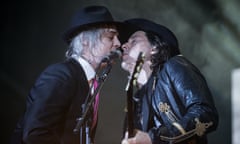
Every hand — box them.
[121,130,152,144]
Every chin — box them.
[121,62,135,74]
[121,62,130,72]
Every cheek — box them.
[128,44,151,60]
[97,42,112,56]
[129,49,141,60]
[102,41,113,52]
[121,62,128,71]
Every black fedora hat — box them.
[63,5,122,44]
[124,18,179,49]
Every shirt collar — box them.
[72,55,96,81]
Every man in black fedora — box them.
[11,5,123,144]
[120,18,219,144]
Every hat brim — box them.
[62,21,130,44]
[117,22,140,44]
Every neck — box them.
[82,54,98,70]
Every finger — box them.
[124,131,129,139]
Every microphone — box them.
[101,48,123,63]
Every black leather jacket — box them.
[132,55,219,144]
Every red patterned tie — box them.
[91,79,99,130]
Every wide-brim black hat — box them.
[123,18,179,49]
[62,5,124,44]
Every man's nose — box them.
[114,37,121,49]
[121,42,129,51]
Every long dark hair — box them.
[145,31,180,73]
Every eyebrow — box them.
[106,29,119,36]
[130,35,138,40]
[129,34,142,42]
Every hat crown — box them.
[63,5,114,43]
[124,18,179,49]
[71,6,113,26]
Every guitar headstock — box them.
[125,52,145,91]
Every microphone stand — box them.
[73,61,112,144]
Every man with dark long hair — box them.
[121,18,219,144]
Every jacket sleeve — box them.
[148,57,219,143]
[167,58,219,134]
[22,64,76,144]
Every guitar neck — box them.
[125,52,145,138]
[127,83,134,137]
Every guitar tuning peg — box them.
[133,79,137,86]
[134,73,138,79]
[136,66,141,72]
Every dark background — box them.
[1,0,239,143]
